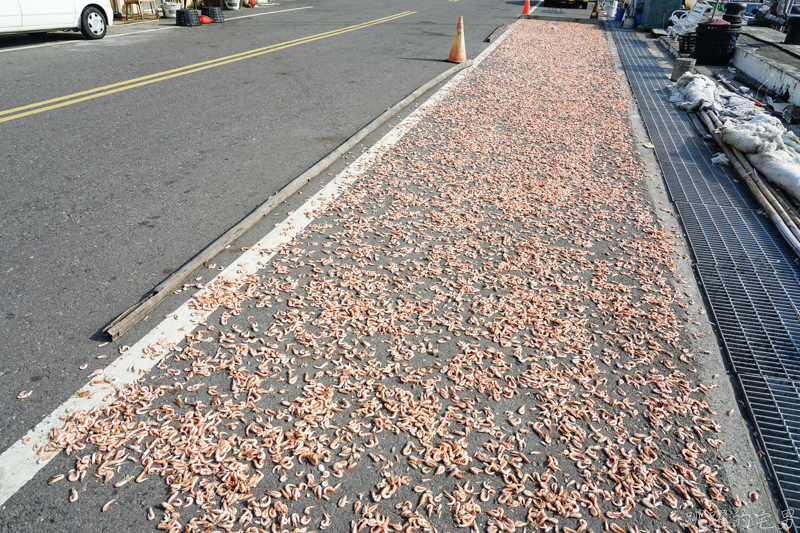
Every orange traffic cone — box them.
[448,16,466,63]
[590,0,600,18]
[522,0,531,15]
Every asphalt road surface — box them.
[0,2,621,532]
[0,4,783,533]
[0,0,556,457]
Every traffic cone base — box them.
[448,16,466,63]
[590,0,600,18]
[522,0,531,15]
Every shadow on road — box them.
[0,32,83,49]
[397,57,450,62]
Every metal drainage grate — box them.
[611,25,800,530]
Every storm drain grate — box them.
[677,202,796,271]
[611,25,800,529]
[739,374,800,505]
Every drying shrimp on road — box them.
[39,19,751,533]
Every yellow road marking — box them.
[0,11,415,124]
[113,19,159,26]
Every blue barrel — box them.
[615,7,625,20]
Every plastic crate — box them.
[200,6,224,22]
[691,22,739,65]
[678,32,696,54]
[176,8,201,26]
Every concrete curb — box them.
[520,13,606,23]
[104,59,474,340]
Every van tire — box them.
[80,6,106,39]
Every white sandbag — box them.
[748,147,800,200]
[671,73,800,201]
[671,73,760,118]
[711,153,731,166]
[721,128,765,153]
[717,94,760,119]
[670,73,719,111]
[720,114,788,154]
[748,113,790,137]
[720,113,800,201]
[675,72,695,88]
[784,134,800,155]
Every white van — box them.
[0,0,114,39]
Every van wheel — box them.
[80,7,106,39]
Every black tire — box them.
[581,2,588,8]
[80,6,106,39]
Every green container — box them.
[641,0,684,28]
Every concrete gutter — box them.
[520,13,605,23]
[612,30,785,533]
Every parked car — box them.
[0,0,114,39]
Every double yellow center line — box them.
[0,11,415,124]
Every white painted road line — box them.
[0,40,81,54]
[223,5,313,19]
[0,27,510,506]
[0,29,170,53]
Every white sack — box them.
[721,114,795,154]
[670,73,721,112]
[711,153,731,166]
[671,74,800,201]
[748,147,800,200]
[670,73,760,118]
[717,94,760,120]
[720,114,800,200]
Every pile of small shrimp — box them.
[44,20,743,533]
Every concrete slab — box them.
[734,28,800,105]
